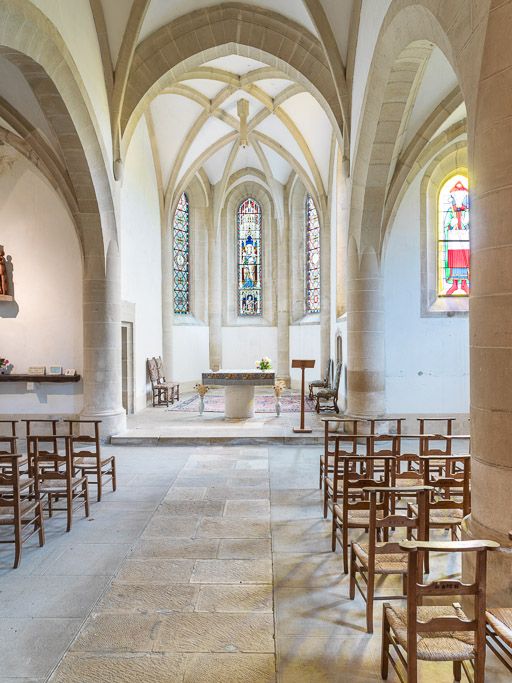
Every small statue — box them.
[0,247,8,296]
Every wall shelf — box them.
[0,374,81,383]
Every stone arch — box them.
[119,3,346,160]
[0,0,125,434]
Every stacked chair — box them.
[0,417,116,568]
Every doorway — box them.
[121,322,134,414]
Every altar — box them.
[201,370,275,418]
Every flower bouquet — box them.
[0,358,12,374]
[195,384,209,416]
[255,357,272,371]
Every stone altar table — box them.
[201,370,275,418]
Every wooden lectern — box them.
[292,359,315,433]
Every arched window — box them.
[238,197,262,316]
[173,192,190,314]
[438,174,470,297]
[305,194,320,313]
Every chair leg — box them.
[97,465,102,502]
[37,502,45,547]
[112,457,117,492]
[66,491,73,532]
[83,481,90,518]
[366,568,375,633]
[331,514,337,552]
[342,527,349,573]
[334,398,339,414]
[349,546,356,599]
[13,518,22,569]
[453,661,462,682]
[381,606,390,680]
[323,484,329,519]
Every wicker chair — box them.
[331,455,394,573]
[350,485,431,632]
[0,453,45,568]
[485,531,512,674]
[309,358,332,399]
[65,419,116,502]
[315,361,342,413]
[382,539,499,683]
[319,417,360,489]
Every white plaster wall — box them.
[120,118,162,412]
[289,324,321,389]
[0,157,83,414]
[29,0,112,167]
[351,0,392,165]
[383,173,469,414]
[222,327,278,371]
[172,326,210,387]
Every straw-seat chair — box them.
[349,485,432,632]
[382,539,500,683]
[65,419,116,502]
[485,531,512,673]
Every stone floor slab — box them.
[183,653,276,682]
[191,559,272,584]
[116,559,196,584]
[196,517,270,539]
[218,538,272,559]
[196,584,273,613]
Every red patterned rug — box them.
[169,392,317,413]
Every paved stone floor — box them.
[0,445,508,682]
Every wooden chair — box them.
[315,361,342,413]
[322,434,359,518]
[0,453,45,567]
[155,356,180,402]
[382,539,499,683]
[350,486,431,632]
[309,358,332,399]
[30,435,89,532]
[409,454,471,573]
[319,418,359,489]
[331,455,394,573]
[65,420,115,502]
[0,419,17,437]
[418,417,455,457]
[148,357,171,407]
[485,531,512,674]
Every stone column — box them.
[208,213,222,369]
[462,0,512,604]
[81,239,126,438]
[346,241,385,417]
[277,209,290,385]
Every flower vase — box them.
[199,396,205,416]
[275,399,281,417]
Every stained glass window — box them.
[438,174,470,297]
[238,197,262,316]
[305,194,320,313]
[173,192,190,314]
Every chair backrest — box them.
[364,486,431,558]
[399,539,499,670]
[366,434,399,458]
[324,359,332,384]
[65,420,101,463]
[367,418,405,436]
[154,356,166,382]
[338,455,393,521]
[147,357,159,385]
[29,435,74,486]
[421,454,471,516]
[0,454,23,519]
[332,362,342,395]
[23,419,60,456]
[0,420,17,437]
[0,436,17,455]
[323,420,360,458]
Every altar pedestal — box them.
[202,370,275,420]
[225,385,255,418]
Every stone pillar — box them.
[81,240,126,438]
[346,241,385,417]
[462,0,512,604]
[208,214,222,369]
[277,210,290,385]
